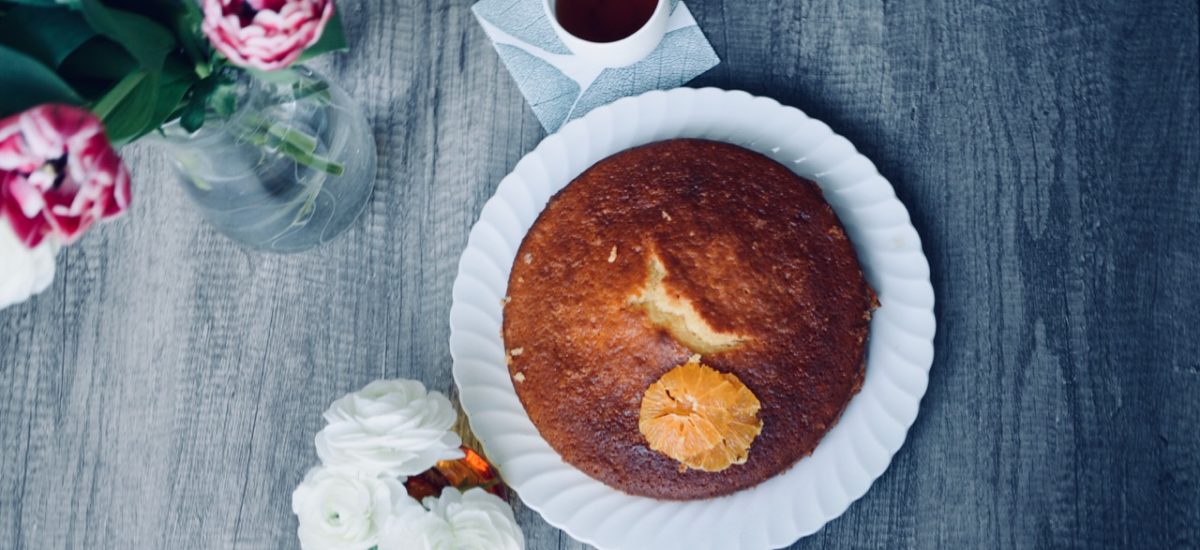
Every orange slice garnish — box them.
[638,356,763,472]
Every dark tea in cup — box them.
[554,0,659,43]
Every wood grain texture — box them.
[1,0,1197,548]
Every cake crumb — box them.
[661,210,672,221]
[523,253,533,264]
[501,296,511,305]
[608,245,617,263]
[510,347,524,356]
[513,372,526,383]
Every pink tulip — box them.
[0,105,131,248]
[202,0,335,71]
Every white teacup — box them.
[544,0,670,68]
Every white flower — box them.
[378,488,525,550]
[0,220,57,311]
[291,466,414,550]
[380,499,456,549]
[315,379,463,478]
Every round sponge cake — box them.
[502,139,875,500]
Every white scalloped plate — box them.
[450,88,935,550]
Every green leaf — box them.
[59,37,137,81]
[90,69,160,145]
[79,0,175,70]
[0,5,96,68]
[179,99,205,133]
[172,0,210,69]
[178,74,217,133]
[103,0,211,68]
[0,44,83,117]
[296,9,347,62]
[104,0,186,26]
[57,36,138,100]
[89,69,147,120]
[149,55,198,131]
[91,58,193,142]
[1,0,80,6]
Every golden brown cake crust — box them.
[502,139,875,500]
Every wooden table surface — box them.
[2,1,1198,548]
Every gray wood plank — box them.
[1,0,1197,549]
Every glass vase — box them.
[157,66,376,253]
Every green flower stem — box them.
[278,140,345,176]
[237,120,345,176]
[239,114,316,153]
[269,124,319,155]
[291,80,332,105]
